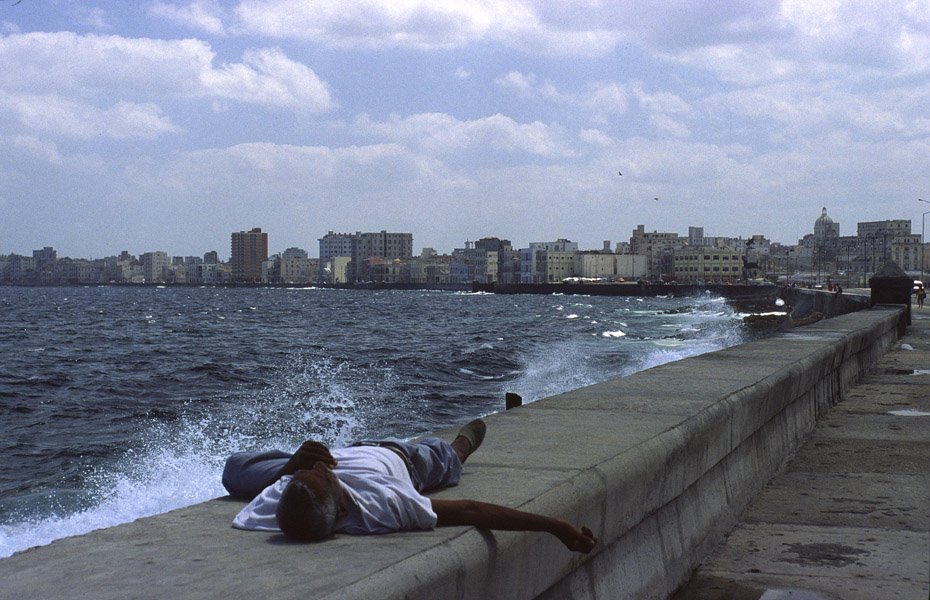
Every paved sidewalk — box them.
[673,308,930,599]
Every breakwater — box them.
[0,304,904,599]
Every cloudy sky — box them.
[1,1,928,259]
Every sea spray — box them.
[0,287,755,558]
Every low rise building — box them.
[673,248,745,283]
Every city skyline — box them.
[0,208,921,261]
[1,2,928,258]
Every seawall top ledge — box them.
[0,306,905,600]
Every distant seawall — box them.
[0,305,903,600]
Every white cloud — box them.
[149,1,227,35]
[579,128,613,147]
[199,47,334,109]
[495,71,537,97]
[0,92,182,139]
[0,32,333,112]
[232,0,620,55]
[648,113,690,138]
[10,135,62,164]
[582,82,628,123]
[631,83,689,115]
[353,112,569,157]
[78,7,111,30]
[454,67,471,80]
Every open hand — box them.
[557,525,597,554]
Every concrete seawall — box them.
[781,286,871,320]
[0,306,904,599]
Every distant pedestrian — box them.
[835,285,842,295]
[918,286,926,309]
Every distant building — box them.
[688,227,705,247]
[351,231,413,282]
[231,228,268,283]
[630,225,685,280]
[518,239,577,283]
[33,246,57,269]
[854,219,918,274]
[142,251,169,283]
[203,250,220,265]
[279,247,312,284]
[9,255,36,284]
[574,252,647,281]
[673,248,744,283]
[318,232,355,274]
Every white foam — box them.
[0,353,382,559]
[888,409,930,416]
[602,330,626,338]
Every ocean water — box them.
[0,286,754,558]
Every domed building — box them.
[814,207,840,240]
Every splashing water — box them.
[0,352,396,558]
[0,288,752,558]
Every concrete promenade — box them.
[0,302,909,599]
[674,308,930,599]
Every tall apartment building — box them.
[352,231,413,282]
[318,232,355,263]
[231,227,268,283]
[142,251,169,283]
[630,225,685,280]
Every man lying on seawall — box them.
[222,419,597,553]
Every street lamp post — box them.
[920,198,930,286]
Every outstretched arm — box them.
[431,499,597,554]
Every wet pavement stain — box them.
[780,542,869,567]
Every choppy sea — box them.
[0,286,763,558]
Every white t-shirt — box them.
[232,446,437,534]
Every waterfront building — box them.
[574,252,614,280]
[449,241,480,284]
[518,239,578,283]
[321,256,351,284]
[673,247,745,283]
[261,256,278,284]
[231,227,268,283]
[142,251,169,284]
[203,250,219,265]
[280,252,312,284]
[409,249,454,284]
[630,225,685,281]
[8,254,36,284]
[192,263,218,285]
[318,231,355,280]
[856,219,918,274]
[475,251,499,284]
[574,253,647,281]
[368,258,408,283]
[167,263,188,284]
[33,246,57,270]
[351,231,413,282]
